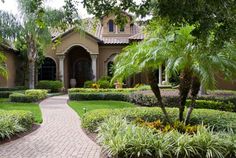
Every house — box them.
[0,13,236,90]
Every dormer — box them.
[101,13,133,37]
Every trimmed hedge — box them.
[0,110,34,139]
[9,93,38,103]
[0,86,26,91]
[129,93,236,112]
[10,89,48,103]
[37,80,63,92]
[82,107,236,132]
[69,92,129,101]
[0,91,12,98]
[69,88,136,93]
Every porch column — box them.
[58,55,65,86]
[165,69,169,83]
[91,54,98,81]
[159,65,162,85]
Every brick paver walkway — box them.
[0,95,101,158]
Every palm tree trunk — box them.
[28,60,35,89]
[185,76,200,124]
[148,70,171,123]
[179,69,192,122]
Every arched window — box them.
[108,20,114,32]
[107,61,114,77]
[38,57,56,81]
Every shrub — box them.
[129,93,236,112]
[84,80,95,88]
[9,93,38,103]
[69,88,136,93]
[25,89,47,100]
[82,107,236,132]
[69,92,129,101]
[97,80,110,89]
[0,110,34,139]
[0,91,12,98]
[100,76,112,82]
[97,116,235,158]
[0,86,26,91]
[37,80,63,92]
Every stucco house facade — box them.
[0,13,236,90]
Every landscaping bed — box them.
[82,107,236,158]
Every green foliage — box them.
[84,80,95,88]
[96,80,110,89]
[10,89,47,103]
[69,93,129,102]
[0,86,26,91]
[0,110,34,139]
[25,89,47,100]
[82,107,236,133]
[97,116,236,158]
[9,93,38,103]
[37,80,63,92]
[69,100,135,116]
[69,88,136,93]
[0,52,7,78]
[0,91,12,98]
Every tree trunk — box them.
[27,34,37,89]
[148,70,171,123]
[178,69,192,122]
[185,76,201,125]
[28,60,35,89]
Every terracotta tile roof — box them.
[129,33,145,40]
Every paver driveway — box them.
[0,95,101,158]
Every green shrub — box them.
[0,110,34,139]
[0,91,12,98]
[129,93,236,112]
[82,107,236,132]
[69,92,129,101]
[97,116,235,158]
[25,89,47,100]
[37,80,63,92]
[0,86,26,91]
[84,80,95,88]
[69,88,136,93]
[97,80,110,89]
[99,76,112,82]
[9,93,38,103]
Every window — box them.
[107,61,114,77]
[38,57,56,81]
[108,20,114,32]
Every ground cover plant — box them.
[69,101,135,116]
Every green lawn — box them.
[69,100,136,116]
[0,100,42,123]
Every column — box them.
[159,65,162,85]
[91,54,97,81]
[165,70,169,83]
[58,55,65,85]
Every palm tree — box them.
[0,0,80,89]
[112,20,236,123]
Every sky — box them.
[0,0,92,18]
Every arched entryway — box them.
[38,57,56,81]
[66,46,93,88]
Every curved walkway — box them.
[0,95,101,158]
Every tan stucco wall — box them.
[101,14,132,37]
[55,31,99,55]
[98,45,126,78]
[0,51,18,88]
[215,75,236,90]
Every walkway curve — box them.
[0,95,101,158]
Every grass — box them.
[69,100,136,116]
[0,100,42,123]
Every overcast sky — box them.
[0,0,92,18]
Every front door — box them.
[74,59,92,87]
